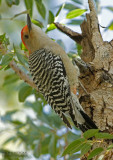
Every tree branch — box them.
[54,22,83,44]
[88,0,103,49]
[10,61,38,91]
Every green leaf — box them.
[66,9,87,19]
[46,23,56,32]
[0,33,10,46]
[34,141,41,158]
[4,37,10,46]
[107,144,113,150]
[37,126,51,134]
[0,149,27,159]
[67,19,83,25]
[1,110,18,122]
[108,21,113,30]
[16,52,28,65]
[49,134,57,158]
[25,101,43,115]
[14,0,19,5]
[48,11,54,24]
[62,138,85,156]
[72,0,82,5]
[3,136,17,146]
[1,54,13,66]
[67,131,80,143]
[69,142,91,155]
[95,133,113,139]
[41,136,51,154]
[25,100,43,116]
[105,6,113,12]
[80,143,92,156]
[18,85,32,102]
[76,43,82,56]
[4,65,10,70]
[21,41,27,51]
[24,0,33,16]
[56,3,65,17]
[83,129,99,139]
[88,147,104,160]
[64,3,78,11]
[35,0,46,19]
[5,0,12,6]
[10,120,24,126]
[5,0,19,7]
[0,0,2,5]
[0,33,6,43]
[49,111,62,128]
[3,74,19,86]
[31,19,43,28]
[0,54,2,61]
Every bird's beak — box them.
[27,14,32,32]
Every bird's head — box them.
[21,14,50,54]
[21,14,33,54]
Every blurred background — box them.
[0,0,113,160]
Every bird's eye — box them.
[24,34,29,39]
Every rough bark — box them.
[55,0,113,159]
[79,0,113,132]
[78,0,113,159]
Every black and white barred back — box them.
[29,48,98,131]
[29,48,77,128]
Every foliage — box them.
[66,9,87,19]
[62,129,113,159]
[0,0,113,160]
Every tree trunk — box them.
[77,0,113,159]
[55,0,113,158]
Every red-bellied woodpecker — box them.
[21,14,98,132]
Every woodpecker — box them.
[21,14,98,132]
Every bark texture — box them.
[78,0,113,159]
[55,0,113,159]
[79,0,113,133]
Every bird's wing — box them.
[29,48,73,128]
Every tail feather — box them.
[62,113,72,129]
[79,110,98,130]
[70,93,98,132]
[70,110,98,132]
